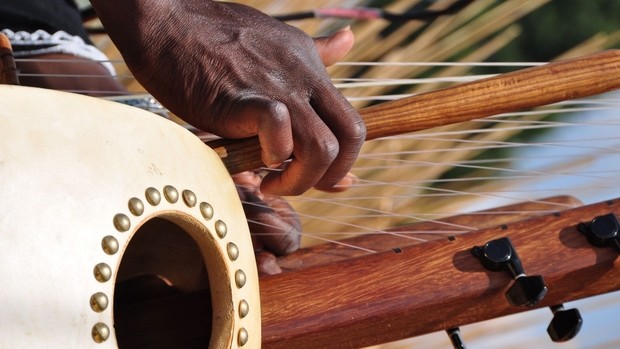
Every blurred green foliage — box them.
[491,0,620,61]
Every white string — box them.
[334,61,545,67]
[333,74,495,88]
[246,105,620,249]
[11,58,620,251]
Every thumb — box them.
[314,27,354,67]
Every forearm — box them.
[90,0,180,70]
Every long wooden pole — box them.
[260,197,620,348]
[207,50,620,174]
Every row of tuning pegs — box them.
[446,303,582,347]
[446,304,581,349]
[445,211,620,349]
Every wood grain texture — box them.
[260,197,620,348]
[207,50,620,174]
[359,49,620,139]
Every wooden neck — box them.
[259,196,620,348]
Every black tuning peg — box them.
[446,327,467,349]
[547,304,583,342]
[472,237,547,307]
[577,213,620,252]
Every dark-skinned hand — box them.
[90,0,366,196]
[233,170,356,275]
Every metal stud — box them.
[163,185,179,203]
[182,190,197,207]
[101,235,119,255]
[235,269,246,289]
[94,263,112,283]
[215,220,227,239]
[238,327,249,346]
[128,197,144,216]
[239,300,249,318]
[145,187,161,206]
[90,292,109,312]
[113,213,130,232]
[200,202,214,220]
[91,322,110,343]
[227,242,239,261]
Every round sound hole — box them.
[113,217,214,349]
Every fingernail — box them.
[255,251,282,276]
[336,25,351,33]
[316,173,358,193]
[266,161,282,169]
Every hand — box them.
[233,170,357,275]
[91,0,366,196]
[233,171,300,275]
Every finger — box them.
[255,251,282,276]
[313,27,355,67]
[216,96,293,168]
[315,172,358,193]
[232,171,262,191]
[260,103,339,196]
[242,190,301,255]
[310,84,366,190]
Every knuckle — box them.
[259,100,290,128]
[264,99,287,117]
[267,101,289,124]
[277,235,300,255]
[315,136,339,163]
[270,226,301,254]
[348,118,367,143]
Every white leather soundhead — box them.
[0,85,260,348]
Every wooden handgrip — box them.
[207,50,620,174]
